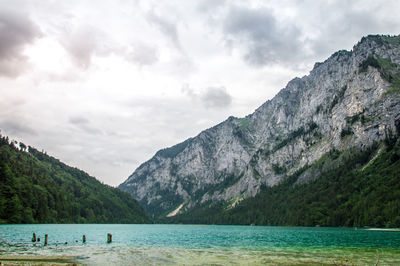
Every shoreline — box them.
[0,256,79,266]
[363,228,400,232]
[0,246,397,265]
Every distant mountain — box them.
[119,35,400,225]
[0,134,150,224]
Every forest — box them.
[0,134,150,224]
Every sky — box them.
[0,0,399,186]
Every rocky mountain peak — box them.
[119,35,400,218]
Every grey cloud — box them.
[222,6,303,67]
[0,120,37,136]
[197,0,226,13]
[0,10,42,77]
[201,86,232,108]
[60,26,109,69]
[181,84,196,98]
[69,116,102,135]
[183,85,232,109]
[69,116,90,125]
[307,1,399,59]
[146,11,181,50]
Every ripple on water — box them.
[1,225,400,264]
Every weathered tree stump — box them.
[83,235,86,243]
[32,233,36,242]
[44,234,48,246]
[107,233,112,243]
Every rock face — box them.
[119,35,400,218]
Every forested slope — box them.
[0,134,150,224]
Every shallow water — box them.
[1,224,400,265]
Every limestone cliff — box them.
[119,35,400,218]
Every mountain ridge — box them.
[162,135,400,226]
[119,34,400,219]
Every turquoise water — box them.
[1,224,400,265]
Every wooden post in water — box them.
[107,233,112,243]
[32,233,36,242]
[83,235,86,243]
[44,234,48,246]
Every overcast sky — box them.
[1,0,399,186]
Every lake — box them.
[1,224,400,265]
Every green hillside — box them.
[0,134,150,224]
[164,130,400,227]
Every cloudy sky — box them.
[1,0,399,186]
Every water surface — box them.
[1,224,400,265]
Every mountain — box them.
[162,136,400,227]
[0,134,150,224]
[119,35,400,223]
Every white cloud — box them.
[128,43,159,66]
[0,0,399,186]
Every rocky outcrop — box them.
[119,35,400,217]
